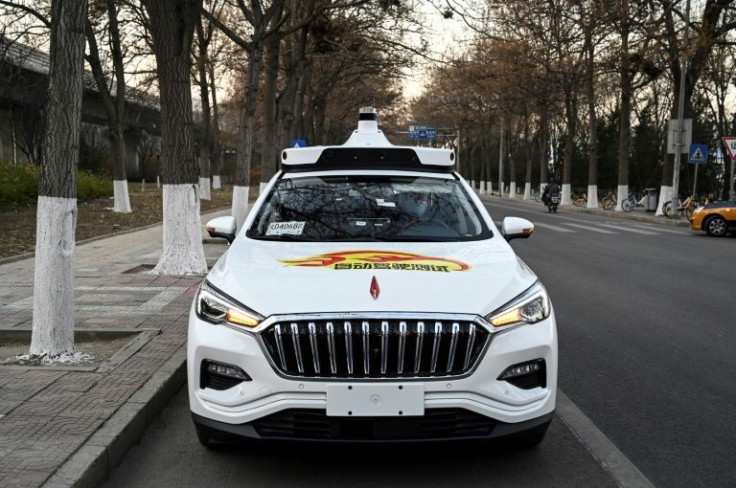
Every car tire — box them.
[509,421,551,448]
[704,215,727,237]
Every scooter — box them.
[547,194,560,213]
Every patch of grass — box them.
[0,163,39,206]
[0,163,113,205]
[77,170,113,201]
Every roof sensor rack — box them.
[281,107,455,173]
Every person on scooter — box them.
[542,177,560,206]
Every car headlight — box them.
[196,281,263,328]
[692,206,704,214]
[486,282,550,328]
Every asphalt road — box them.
[104,200,735,487]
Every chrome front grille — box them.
[260,317,490,379]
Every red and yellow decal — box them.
[280,250,470,273]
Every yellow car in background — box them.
[690,200,736,237]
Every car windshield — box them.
[247,174,491,242]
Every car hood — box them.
[206,238,537,318]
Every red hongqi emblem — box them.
[370,276,380,300]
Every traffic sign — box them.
[667,119,692,154]
[409,125,437,140]
[722,137,736,162]
[688,144,708,164]
[290,139,307,148]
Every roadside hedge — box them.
[0,163,113,206]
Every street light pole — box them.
[671,0,690,217]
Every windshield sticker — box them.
[376,198,396,208]
[266,221,305,236]
[280,251,470,272]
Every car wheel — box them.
[704,215,727,237]
[509,421,551,448]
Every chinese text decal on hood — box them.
[280,251,471,273]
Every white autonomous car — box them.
[188,108,557,446]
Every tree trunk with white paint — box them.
[232,185,250,230]
[86,8,132,214]
[509,182,517,199]
[144,0,207,276]
[199,176,211,200]
[196,15,212,201]
[31,0,87,357]
[616,185,628,212]
[561,88,576,206]
[209,58,222,190]
[587,184,598,208]
[561,184,571,206]
[523,182,531,200]
[655,185,672,216]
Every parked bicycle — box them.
[601,190,617,210]
[620,191,645,212]
[572,193,588,207]
[662,194,700,220]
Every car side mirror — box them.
[205,216,237,244]
[502,217,534,242]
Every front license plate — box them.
[326,384,425,417]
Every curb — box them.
[480,195,691,228]
[42,346,187,488]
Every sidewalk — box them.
[480,194,692,228]
[0,211,229,488]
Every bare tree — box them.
[142,0,207,276]
[30,0,87,356]
[85,0,132,212]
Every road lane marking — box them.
[595,224,659,235]
[557,390,654,488]
[631,224,689,235]
[534,222,576,233]
[564,223,617,234]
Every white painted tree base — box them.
[484,181,491,195]
[199,177,211,200]
[655,185,672,216]
[150,184,208,276]
[539,183,547,196]
[615,184,628,212]
[232,185,250,231]
[523,182,531,200]
[31,196,77,356]
[470,180,476,192]
[587,184,599,208]
[112,180,132,213]
[561,183,571,205]
[259,182,268,196]
[212,175,222,190]
[479,181,486,194]
[508,182,517,199]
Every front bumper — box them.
[187,307,557,440]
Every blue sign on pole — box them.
[290,139,307,148]
[688,144,708,164]
[409,125,437,140]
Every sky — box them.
[402,2,473,99]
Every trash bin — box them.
[644,188,658,212]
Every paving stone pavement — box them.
[0,211,229,487]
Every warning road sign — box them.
[688,144,708,164]
[723,137,736,162]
